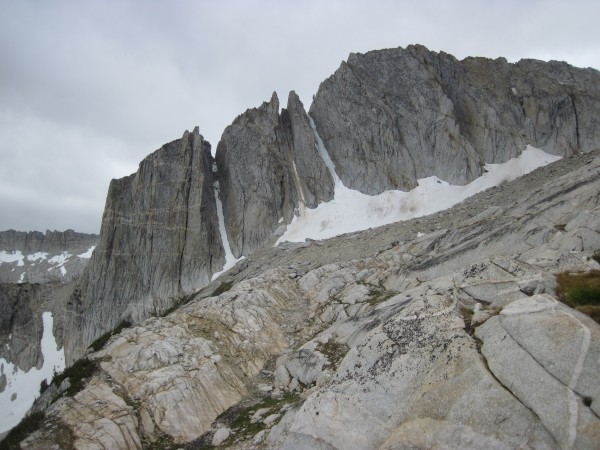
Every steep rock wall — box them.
[0,230,97,254]
[309,44,600,194]
[216,91,334,258]
[63,128,224,363]
[0,283,45,372]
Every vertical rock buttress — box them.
[63,128,224,363]
[216,91,334,258]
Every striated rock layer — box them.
[310,44,600,194]
[63,128,225,364]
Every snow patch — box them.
[0,312,65,434]
[47,252,70,266]
[211,181,245,282]
[47,252,71,276]
[77,246,96,259]
[27,252,48,262]
[0,250,24,266]
[277,145,561,244]
[309,116,340,182]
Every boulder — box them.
[476,295,600,449]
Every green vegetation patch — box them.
[357,281,397,305]
[50,357,98,398]
[556,270,600,324]
[88,320,132,352]
[460,306,475,336]
[143,433,177,450]
[215,391,301,446]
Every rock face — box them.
[216,91,334,258]
[63,128,225,364]
[310,44,600,194]
[20,151,600,449]
[0,283,45,372]
[0,229,98,283]
[0,229,96,371]
[58,46,600,366]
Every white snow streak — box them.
[46,252,71,275]
[0,312,65,434]
[211,181,245,282]
[276,144,561,245]
[77,246,96,258]
[309,116,340,182]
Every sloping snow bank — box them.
[0,312,65,434]
[77,246,96,259]
[276,146,561,244]
[0,251,25,266]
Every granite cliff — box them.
[216,91,334,258]
[3,45,600,448]
[63,128,224,364]
[310,44,600,194]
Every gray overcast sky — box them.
[1,0,599,234]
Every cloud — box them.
[0,0,598,233]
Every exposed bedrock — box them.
[216,91,334,258]
[309,44,600,194]
[63,128,224,364]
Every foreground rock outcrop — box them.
[63,128,225,363]
[310,44,600,193]
[19,150,600,449]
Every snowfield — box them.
[0,312,65,434]
[0,251,25,266]
[276,139,561,244]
